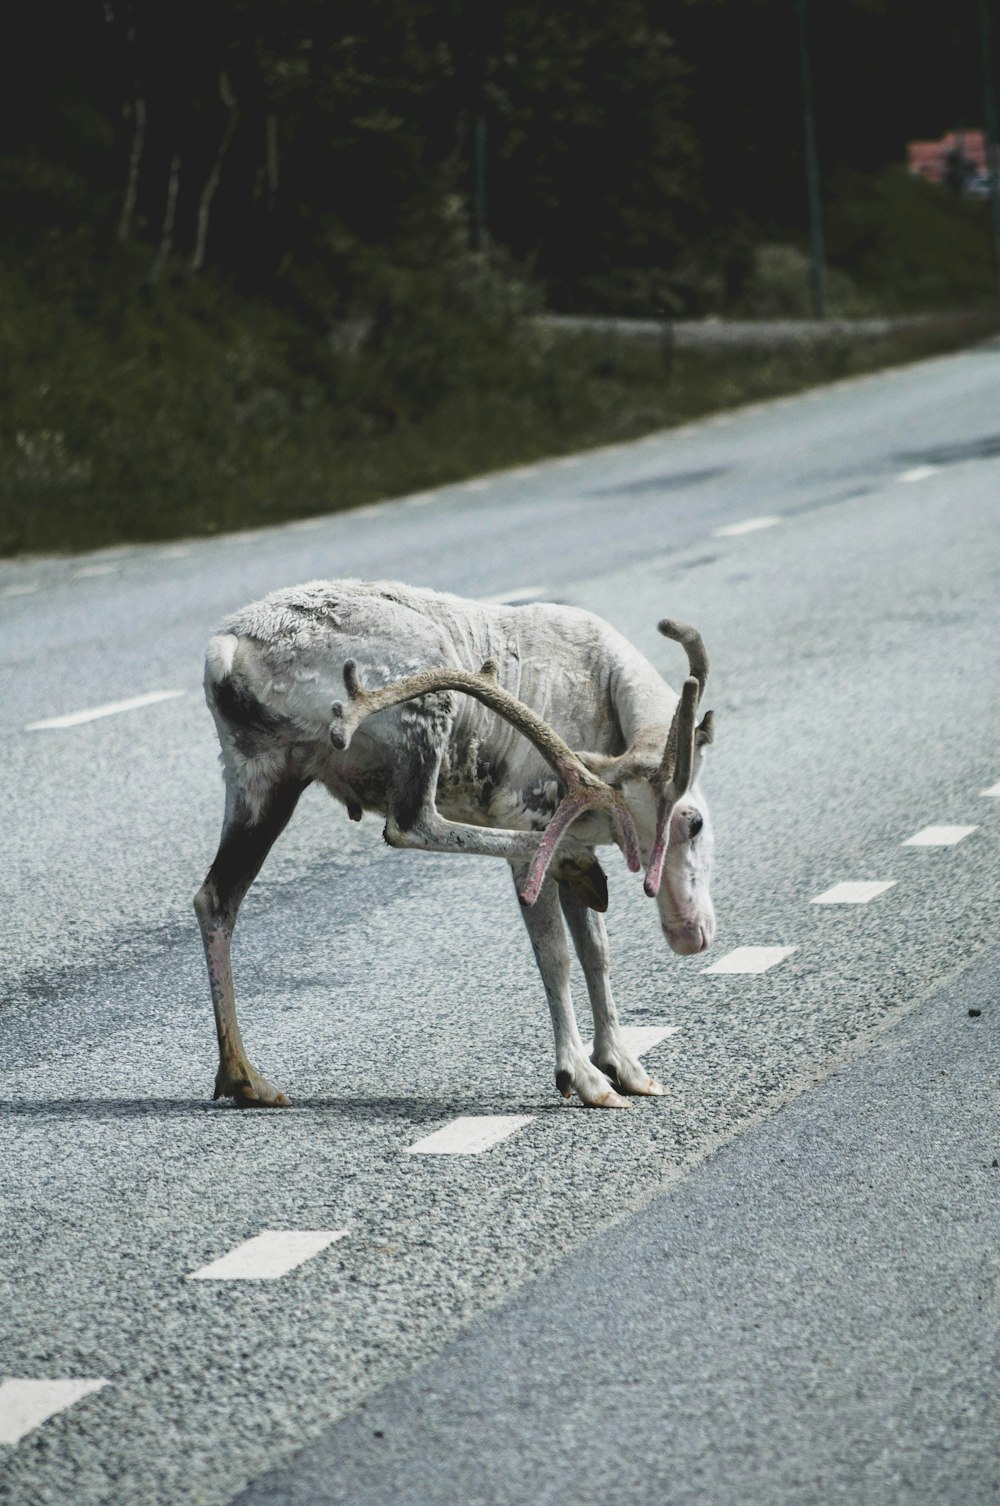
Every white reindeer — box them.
[194,580,716,1110]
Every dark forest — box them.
[2,1,998,552]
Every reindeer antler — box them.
[329,659,642,905]
[642,620,715,898]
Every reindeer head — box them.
[328,614,715,951]
[576,619,716,954]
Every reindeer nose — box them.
[664,921,713,955]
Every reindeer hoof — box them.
[592,1048,669,1099]
[214,1064,291,1108]
[598,1063,668,1097]
[556,1060,634,1109]
[637,1078,669,1097]
[592,1086,633,1109]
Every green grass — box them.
[1,239,997,558]
[825,168,1000,312]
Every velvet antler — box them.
[329,658,642,905]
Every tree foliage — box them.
[1,0,997,315]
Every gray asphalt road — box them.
[1,339,999,1505]
[234,946,1000,1506]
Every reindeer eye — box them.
[688,813,704,839]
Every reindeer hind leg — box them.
[194,772,307,1107]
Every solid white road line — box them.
[2,582,39,597]
[981,781,1000,797]
[160,545,191,558]
[583,1025,681,1055]
[403,491,438,507]
[26,690,186,732]
[811,880,896,905]
[404,1115,534,1156]
[74,564,119,578]
[902,824,978,847]
[702,945,798,975]
[0,1378,109,1446]
[461,478,491,491]
[712,516,781,538]
[897,465,939,483]
[187,1230,347,1281]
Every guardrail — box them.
[537,311,982,349]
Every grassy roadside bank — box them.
[2,269,996,558]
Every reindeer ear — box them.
[556,855,609,913]
[696,710,715,748]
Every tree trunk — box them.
[144,153,181,285]
[106,6,146,246]
[117,93,146,243]
[186,72,238,277]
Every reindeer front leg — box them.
[558,882,667,1097]
[510,866,631,1109]
[383,723,549,869]
[384,807,545,862]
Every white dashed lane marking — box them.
[583,1025,680,1055]
[897,465,939,483]
[483,585,548,605]
[811,880,896,905]
[902,824,978,847]
[0,1378,109,1446]
[25,690,186,731]
[187,1230,347,1281]
[982,781,1000,797]
[702,945,798,975]
[712,516,781,538]
[405,1116,534,1156]
[2,582,39,597]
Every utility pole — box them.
[979,0,1000,298]
[795,0,828,318]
